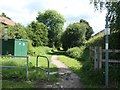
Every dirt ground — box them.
[36,55,84,88]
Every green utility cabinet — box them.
[0,39,28,56]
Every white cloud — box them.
[88,11,106,34]
[0,0,107,33]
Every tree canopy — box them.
[36,10,66,48]
[80,19,94,40]
[7,23,27,39]
[27,21,48,46]
[62,22,86,50]
[108,1,120,32]
[62,19,93,50]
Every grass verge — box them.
[58,49,120,89]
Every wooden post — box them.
[98,47,102,69]
[89,47,91,60]
[96,47,98,69]
[94,47,98,69]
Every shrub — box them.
[27,40,35,56]
[67,46,86,60]
[86,31,120,49]
[86,33,105,48]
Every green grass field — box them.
[1,46,59,88]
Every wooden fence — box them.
[89,46,120,69]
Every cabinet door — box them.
[21,41,28,56]
[14,40,22,56]
[14,40,28,56]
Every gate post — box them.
[94,47,98,69]
[98,47,102,69]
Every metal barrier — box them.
[0,55,29,80]
[36,55,50,80]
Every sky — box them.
[0,0,107,34]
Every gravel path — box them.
[51,55,84,88]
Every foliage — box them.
[58,53,104,87]
[58,47,120,88]
[36,10,65,48]
[86,31,120,49]
[7,23,28,39]
[108,1,120,32]
[80,19,94,40]
[2,80,34,88]
[90,0,120,32]
[85,31,120,87]
[27,40,52,56]
[27,21,48,46]
[61,22,87,50]
[86,32,105,48]
[90,0,110,11]
[27,40,35,56]
[67,46,86,60]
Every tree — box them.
[36,10,65,48]
[27,21,48,46]
[7,23,27,39]
[61,22,87,50]
[80,19,94,40]
[108,1,120,32]
[90,0,120,32]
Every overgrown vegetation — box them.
[58,46,120,88]
[62,30,120,88]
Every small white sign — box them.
[105,28,110,35]
[23,43,25,46]
[19,43,21,45]
[106,43,109,50]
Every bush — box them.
[66,46,86,60]
[86,32,105,48]
[27,40,35,56]
[86,31,120,49]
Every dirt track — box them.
[51,55,84,88]
[36,55,84,88]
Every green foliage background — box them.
[61,20,93,50]
[27,21,48,46]
[36,10,66,48]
